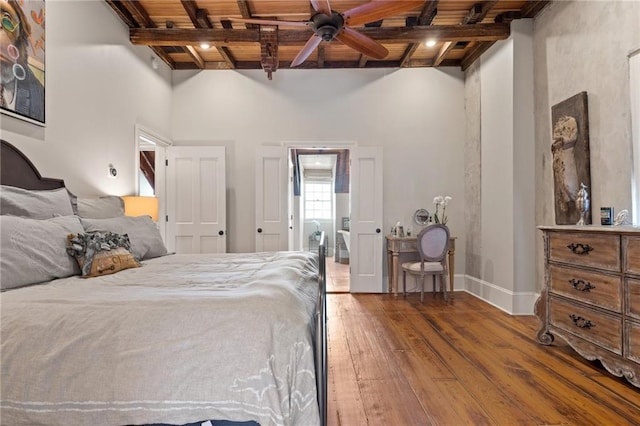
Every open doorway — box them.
[289,147,350,293]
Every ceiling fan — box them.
[227,0,425,67]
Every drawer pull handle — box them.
[568,278,596,292]
[567,243,593,255]
[569,314,593,329]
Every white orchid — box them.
[432,195,452,225]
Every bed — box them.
[0,140,327,426]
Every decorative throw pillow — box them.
[66,231,141,277]
[80,216,168,261]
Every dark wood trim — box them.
[130,23,511,46]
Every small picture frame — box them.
[600,207,614,225]
[341,217,350,231]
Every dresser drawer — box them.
[549,265,621,312]
[623,236,640,275]
[626,321,640,364]
[628,279,640,320]
[550,297,622,355]
[549,232,620,272]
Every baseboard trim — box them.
[462,275,538,315]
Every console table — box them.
[386,235,456,294]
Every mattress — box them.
[0,251,321,426]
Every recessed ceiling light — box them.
[425,39,437,48]
[200,43,211,49]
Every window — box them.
[304,181,332,219]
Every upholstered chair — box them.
[401,224,450,302]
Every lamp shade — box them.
[121,196,158,222]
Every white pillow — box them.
[1,185,74,219]
[80,216,167,261]
[1,215,84,290]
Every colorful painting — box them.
[1,0,45,125]
[551,92,591,225]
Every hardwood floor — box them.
[326,292,640,425]
[327,258,349,293]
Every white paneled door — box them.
[255,146,288,252]
[350,147,384,292]
[166,146,226,254]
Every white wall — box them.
[1,1,172,197]
[172,68,467,267]
[464,20,536,314]
[533,1,640,294]
[534,1,640,227]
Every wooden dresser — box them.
[536,226,640,387]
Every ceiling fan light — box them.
[200,43,211,49]
[425,39,437,48]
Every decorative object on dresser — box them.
[432,195,451,225]
[601,207,614,225]
[615,209,631,226]
[535,226,640,387]
[575,183,590,226]
[413,208,430,226]
[551,92,592,225]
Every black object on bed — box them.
[0,139,328,426]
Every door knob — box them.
[257,228,263,233]
[376,228,381,233]
[219,230,224,236]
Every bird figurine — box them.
[575,182,590,225]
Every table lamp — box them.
[121,196,159,222]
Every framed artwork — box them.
[551,91,591,225]
[0,0,46,125]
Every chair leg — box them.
[432,275,436,297]
[402,271,407,298]
[420,276,425,302]
[441,275,448,301]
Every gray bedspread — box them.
[1,251,320,426]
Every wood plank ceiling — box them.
[106,0,550,79]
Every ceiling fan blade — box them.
[336,27,388,59]
[225,17,309,28]
[291,35,322,67]
[311,0,332,16]
[342,0,424,26]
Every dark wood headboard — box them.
[1,140,66,190]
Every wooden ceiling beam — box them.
[434,1,496,66]
[461,41,494,71]
[521,0,551,18]
[105,2,181,69]
[105,1,139,28]
[400,0,438,67]
[180,1,205,69]
[185,45,205,69]
[181,0,201,27]
[180,1,235,69]
[236,0,258,30]
[118,0,156,28]
[130,23,511,46]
